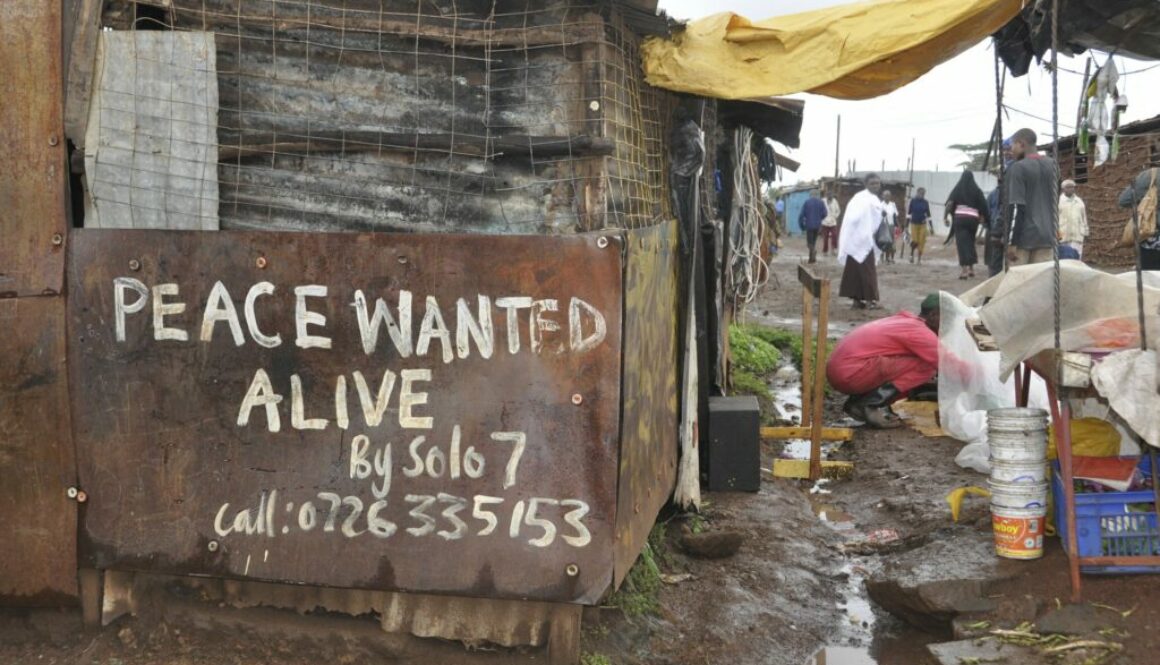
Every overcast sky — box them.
[658,0,1160,183]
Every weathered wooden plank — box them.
[63,0,104,146]
[218,151,583,234]
[84,31,220,230]
[0,297,78,605]
[0,0,68,297]
[217,131,614,161]
[614,221,679,587]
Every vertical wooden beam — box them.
[547,604,582,665]
[800,285,814,428]
[0,0,69,297]
[63,0,104,147]
[78,569,104,626]
[809,283,831,481]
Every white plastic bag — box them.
[937,292,1049,474]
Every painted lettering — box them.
[113,277,149,342]
[294,285,331,349]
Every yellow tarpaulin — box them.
[642,0,1024,100]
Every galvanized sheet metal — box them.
[69,229,623,604]
[0,297,79,604]
[0,0,68,297]
[614,221,679,586]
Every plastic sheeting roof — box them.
[641,0,1024,101]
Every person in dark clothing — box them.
[907,187,933,264]
[1118,166,1160,270]
[799,188,828,264]
[945,171,989,279]
[986,138,1014,276]
[1005,128,1060,266]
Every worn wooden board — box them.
[614,221,679,587]
[69,229,623,604]
[0,0,68,297]
[84,31,220,230]
[0,297,79,604]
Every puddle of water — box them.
[751,312,854,335]
[807,645,878,665]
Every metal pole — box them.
[834,115,841,178]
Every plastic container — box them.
[1051,457,1160,574]
[988,479,1048,509]
[992,505,1046,559]
[990,459,1049,484]
[987,408,1049,433]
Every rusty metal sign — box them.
[69,229,622,604]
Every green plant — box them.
[608,524,668,618]
[728,324,781,374]
[686,513,708,534]
[581,653,612,665]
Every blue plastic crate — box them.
[1051,457,1160,574]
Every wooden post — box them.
[800,285,814,428]
[809,285,831,481]
[547,604,582,665]
[78,568,104,627]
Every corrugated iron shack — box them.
[0,1,802,660]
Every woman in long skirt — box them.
[836,174,884,309]
[945,171,989,279]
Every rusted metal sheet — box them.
[69,229,622,604]
[0,297,79,604]
[614,221,680,586]
[0,0,68,297]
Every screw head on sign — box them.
[66,487,78,499]
[128,259,141,272]
[75,490,88,503]
[571,393,583,405]
[596,236,609,249]
[51,233,63,246]
[588,100,600,112]
[256,256,268,269]
[207,540,219,552]
[48,135,59,146]
[397,256,408,265]
[566,564,579,577]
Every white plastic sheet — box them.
[970,262,1160,380]
[937,291,1049,473]
[1092,349,1160,449]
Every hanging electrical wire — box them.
[728,126,772,310]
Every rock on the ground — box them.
[866,527,1020,632]
[1036,603,1119,636]
[679,529,746,559]
[928,638,1053,665]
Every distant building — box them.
[1049,115,1160,268]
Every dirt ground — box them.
[3,237,1158,665]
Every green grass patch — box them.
[608,524,669,618]
[581,653,612,665]
[736,324,835,398]
[728,324,782,374]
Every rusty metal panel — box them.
[614,221,679,586]
[0,297,79,604]
[0,0,68,297]
[69,229,622,604]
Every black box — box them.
[707,395,761,492]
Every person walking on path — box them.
[880,190,899,264]
[907,187,933,263]
[799,188,828,264]
[822,191,842,256]
[837,173,883,310]
[1058,179,1089,259]
[1005,128,1060,267]
[945,171,989,279]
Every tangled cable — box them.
[728,126,773,309]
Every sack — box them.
[1118,168,1158,247]
[875,219,893,250]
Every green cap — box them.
[920,293,940,314]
